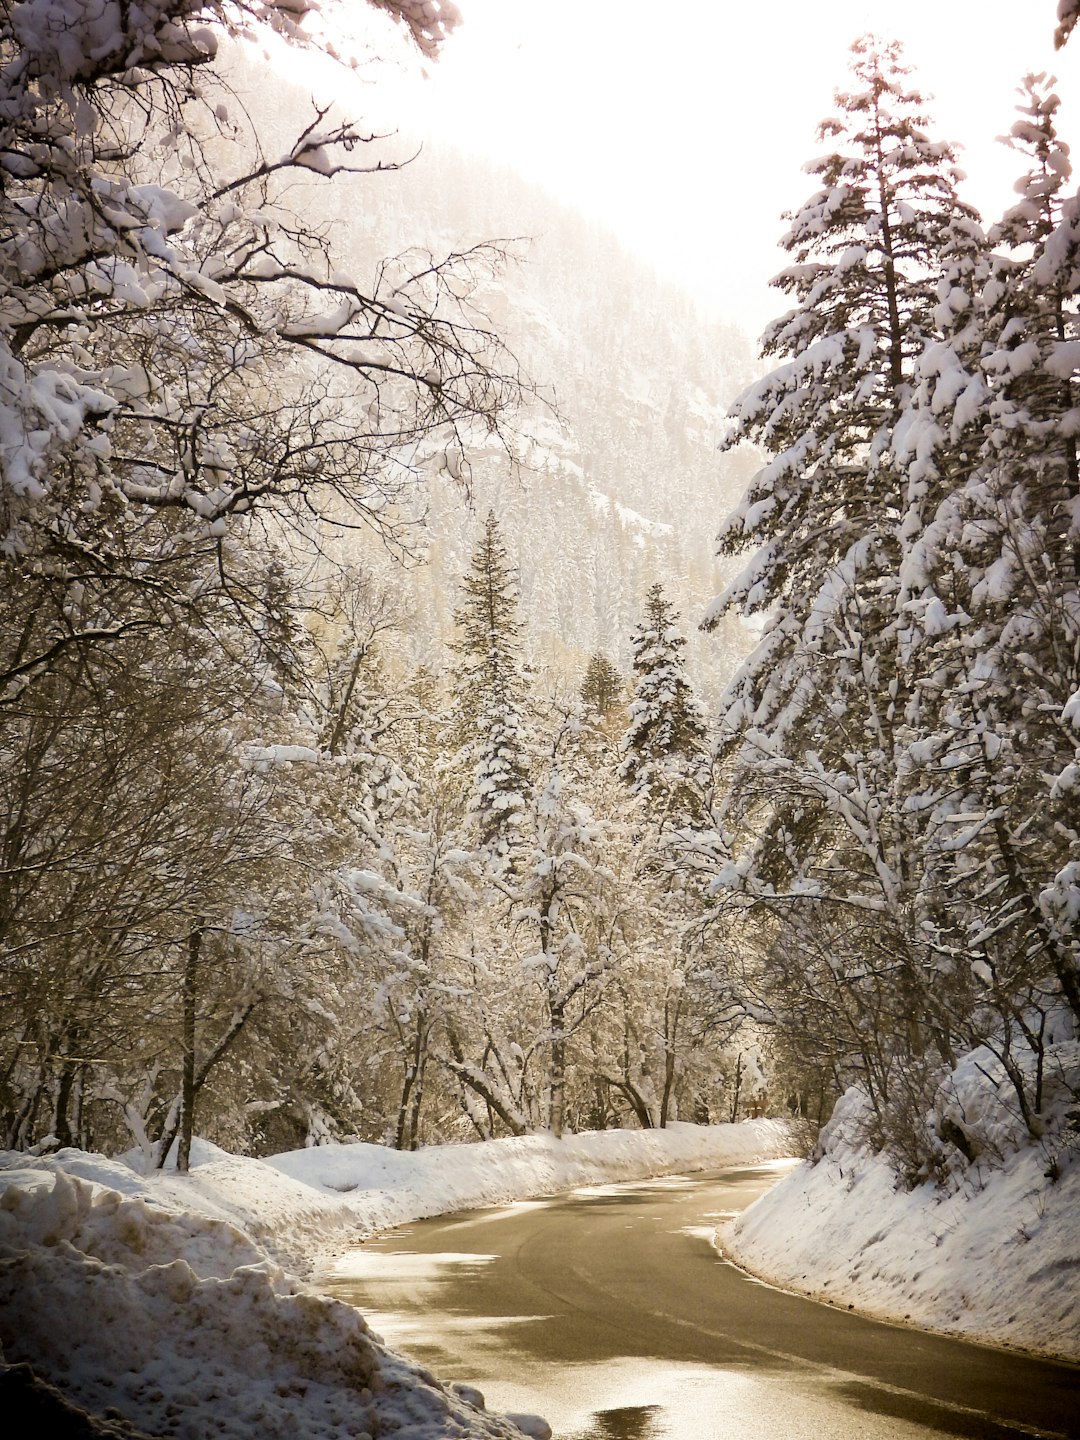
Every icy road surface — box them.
[324,1163,1080,1440]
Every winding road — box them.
[322,1163,1080,1440]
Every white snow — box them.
[243,742,322,767]
[0,1121,795,1437]
[718,1052,1080,1363]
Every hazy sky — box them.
[391,0,1076,339]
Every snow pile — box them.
[0,1153,519,1440]
[268,1119,799,1263]
[0,1121,796,1437]
[719,1047,1080,1361]
[0,1168,384,1439]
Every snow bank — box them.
[719,1054,1080,1362]
[268,1118,799,1267]
[0,1121,796,1438]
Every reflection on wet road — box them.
[321,1165,1080,1440]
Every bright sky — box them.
[392,0,1076,338]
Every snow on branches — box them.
[708,39,1080,1164]
[0,0,523,699]
[1057,0,1080,48]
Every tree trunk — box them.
[730,1050,743,1123]
[155,996,257,1169]
[406,1052,426,1150]
[53,1025,81,1149]
[658,1045,676,1128]
[548,997,567,1139]
[394,1064,416,1151]
[601,1074,654,1129]
[177,920,203,1174]
[53,1062,76,1149]
[395,1012,428,1150]
[440,1024,528,1136]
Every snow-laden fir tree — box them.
[449,510,532,869]
[710,34,981,694]
[580,653,625,720]
[618,583,708,827]
[891,74,1080,1068]
[707,36,983,892]
[616,585,745,1126]
[703,38,998,1168]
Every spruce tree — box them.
[450,510,531,867]
[617,585,736,1126]
[709,36,982,894]
[619,583,708,826]
[712,36,979,628]
[580,653,625,719]
[704,39,988,1154]
[892,74,1080,1037]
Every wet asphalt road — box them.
[322,1164,1080,1440]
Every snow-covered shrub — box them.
[817,1021,1080,1193]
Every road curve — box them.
[323,1165,1080,1440]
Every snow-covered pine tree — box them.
[703,39,992,1165]
[618,583,708,827]
[615,585,745,1126]
[707,35,981,893]
[580,653,625,719]
[450,510,532,869]
[892,74,1080,1064]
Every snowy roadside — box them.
[717,1060,1080,1364]
[265,1116,803,1273]
[0,1119,798,1439]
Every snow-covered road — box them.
[324,1165,1080,1440]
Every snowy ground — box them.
[0,1120,796,1439]
[719,1046,1080,1364]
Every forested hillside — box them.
[241,55,762,691]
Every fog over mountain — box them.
[336,140,761,693]
[244,44,760,696]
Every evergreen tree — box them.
[609,586,742,1127]
[704,39,991,1165]
[450,511,531,867]
[717,35,979,591]
[618,583,708,826]
[581,653,625,718]
[891,74,1080,1054]
[708,36,983,891]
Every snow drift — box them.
[719,1045,1080,1362]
